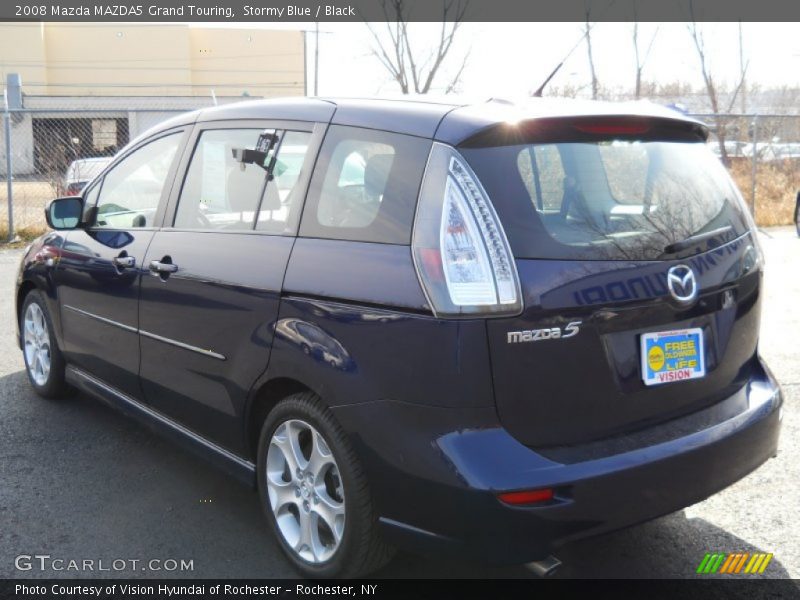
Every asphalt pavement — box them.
[0,227,797,579]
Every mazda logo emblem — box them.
[667,264,698,304]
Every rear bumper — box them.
[333,358,782,565]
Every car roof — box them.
[65,156,114,181]
[148,96,707,146]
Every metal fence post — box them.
[750,114,758,220]
[3,110,13,242]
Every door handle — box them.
[112,255,136,269]
[149,260,179,275]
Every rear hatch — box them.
[459,116,762,447]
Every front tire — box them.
[256,392,393,578]
[20,290,69,398]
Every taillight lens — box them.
[413,143,521,317]
[497,488,554,506]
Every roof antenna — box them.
[531,24,595,98]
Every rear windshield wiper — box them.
[663,225,733,255]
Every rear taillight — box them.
[497,488,554,506]
[65,183,85,196]
[412,143,521,317]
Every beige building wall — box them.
[189,28,305,98]
[0,23,305,98]
[0,23,48,92]
[43,24,193,96]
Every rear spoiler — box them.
[457,115,709,149]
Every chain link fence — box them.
[2,104,800,240]
[689,113,800,228]
[0,96,239,240]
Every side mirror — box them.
[45,196,84,230]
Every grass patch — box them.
[730,159,799,227]
[0,225,48,247]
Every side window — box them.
[81,183,100,221]
[174,129,270,231]
[318,141,395,229]
[94,133,181,229]
[300,125,431,244]
[256,130,313,234]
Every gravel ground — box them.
[0,227,797,580]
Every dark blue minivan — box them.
[16,97,782,578]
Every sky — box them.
[260,22,800,99]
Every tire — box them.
[20,289,70,399]
[794,192,800,237]
[256,391,394,578]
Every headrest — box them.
[227,166,265,213]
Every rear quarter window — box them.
[299,125,431,244]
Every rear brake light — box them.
[412,143,521,317]
[573,119,651,135]
[498,488,554,505]
[65,183,85,196]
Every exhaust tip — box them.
[524,555,562,577]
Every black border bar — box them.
[4,0,800,22]
[2,579,800,600]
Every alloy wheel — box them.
[23,302,51,387]
[266,419,345,564]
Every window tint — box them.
[317,141,395,229]
[597,142,650,204]
[517,146,565,211]
[174,129,269,231]
[462,139,749,261]
[94,133,180,229]
[256,130,313,234]
[300,126,431,244]
[81,182,100,221]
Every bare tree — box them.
[364,0,469,95]
[631,2,659,100]
[584,4,599,100]
[687,11,749,165]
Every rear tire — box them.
[794,191,799,237]
[20,290,70,399]
[256,391,394,578]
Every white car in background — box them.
[63,157,113,196]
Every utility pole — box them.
[314,22,320,96]
[4,110,12,242]
[739,22,746,113]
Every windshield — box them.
[461,139,749,261]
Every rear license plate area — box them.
[640,327,705,386]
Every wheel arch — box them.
[15,280,38,347]
[245,376,317,461]
[17,279,37,318]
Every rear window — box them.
[463,135,749,261]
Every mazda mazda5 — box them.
[16,97,782,577]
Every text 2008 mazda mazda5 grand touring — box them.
[15,97,782,578]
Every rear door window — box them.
[299,125,431,244]
[174,128,269,231]
[256,130,313,235]
[173,128,313,234]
